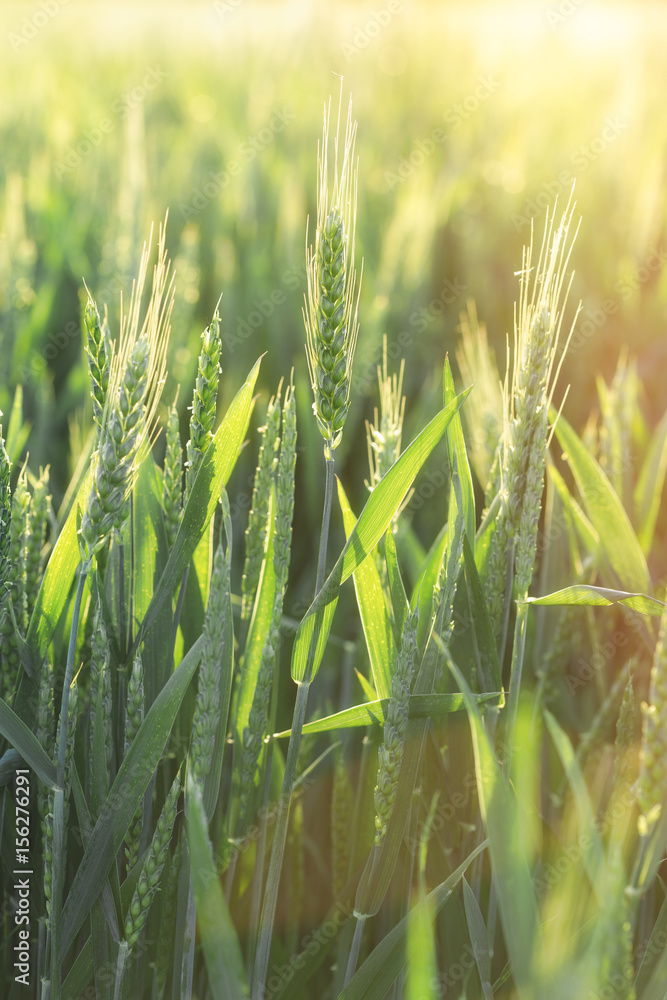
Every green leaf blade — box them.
[338,479,395,700]
[443,357,475,549]
[448,659,544,1000]
[274,691,502,737]
[527,584,664,616]
[186,774,250,1000]
[59,636,204,961]
[135,356,261,648]
[291,389,470,684]
[338,841,487,1000]
[0,696,57,788]
[553,408,649,593]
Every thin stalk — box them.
[251,452,336,999]
[224,850,238,904]
[344,916,367,986]
[128,500,135,650]
[246,742,275,979]
[344,847,380,987]
[630,835,651,895]
[391,790,421,1000]
[171,565,190,662]
[114,941,129,1000]
[251,679,309,998]
[486,601,529,953]
[333,732,377,998]
[315,456,335,593]
[118,541,126,662]
[179,881,197,1000]
[50,566,88,1000]
[498,542,515,669]
[504,601,529,775]
[246,662,279,977]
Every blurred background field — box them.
[1,0,666,580]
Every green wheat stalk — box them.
[26,465,50,617]
[253,92,359,1000]
[123,652,145,873]
[49,220,172,1000]
[241,393,281,623]
[185,309,221,500]
[238,384,296,834]
[162,396,183,548]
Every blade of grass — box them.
[273,692,502,737]
[527,584,664,616]
[0,696,57,787]
[234,489,276,739]
[59,635,204,961]
[384,527,408,637]
[133,356,261,651]
[338,479,395,699]
[547,456,599,557]
[203,492,234,821]
[133,456,174,706]
[463,877,493,1000]
[543,710,605,904]
[552,407,649,593]
[635,884,667,998]
[338,841,488,1000]
[443,358,475,549]
[6,384,29,462]
[448,657,544,1000]
[292,390,470,685]
[462,533,502,694]
[411,523,447,651]
[634,408,667,553]
[26,464,94,663]
[186,773,250,1000]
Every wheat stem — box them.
[50,566,87,1000]
[162,398,183,548]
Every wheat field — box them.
[1,2,667,999]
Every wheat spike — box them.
[373,607,418,846]
[124,771,181,952]
[79,218,173,565]
[84,294,110,432]
[241,393,281,621]
[304,92,361,459]
[185,310,221,499]
[162,397,183,547]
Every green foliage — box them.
[3,30,667,1000]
